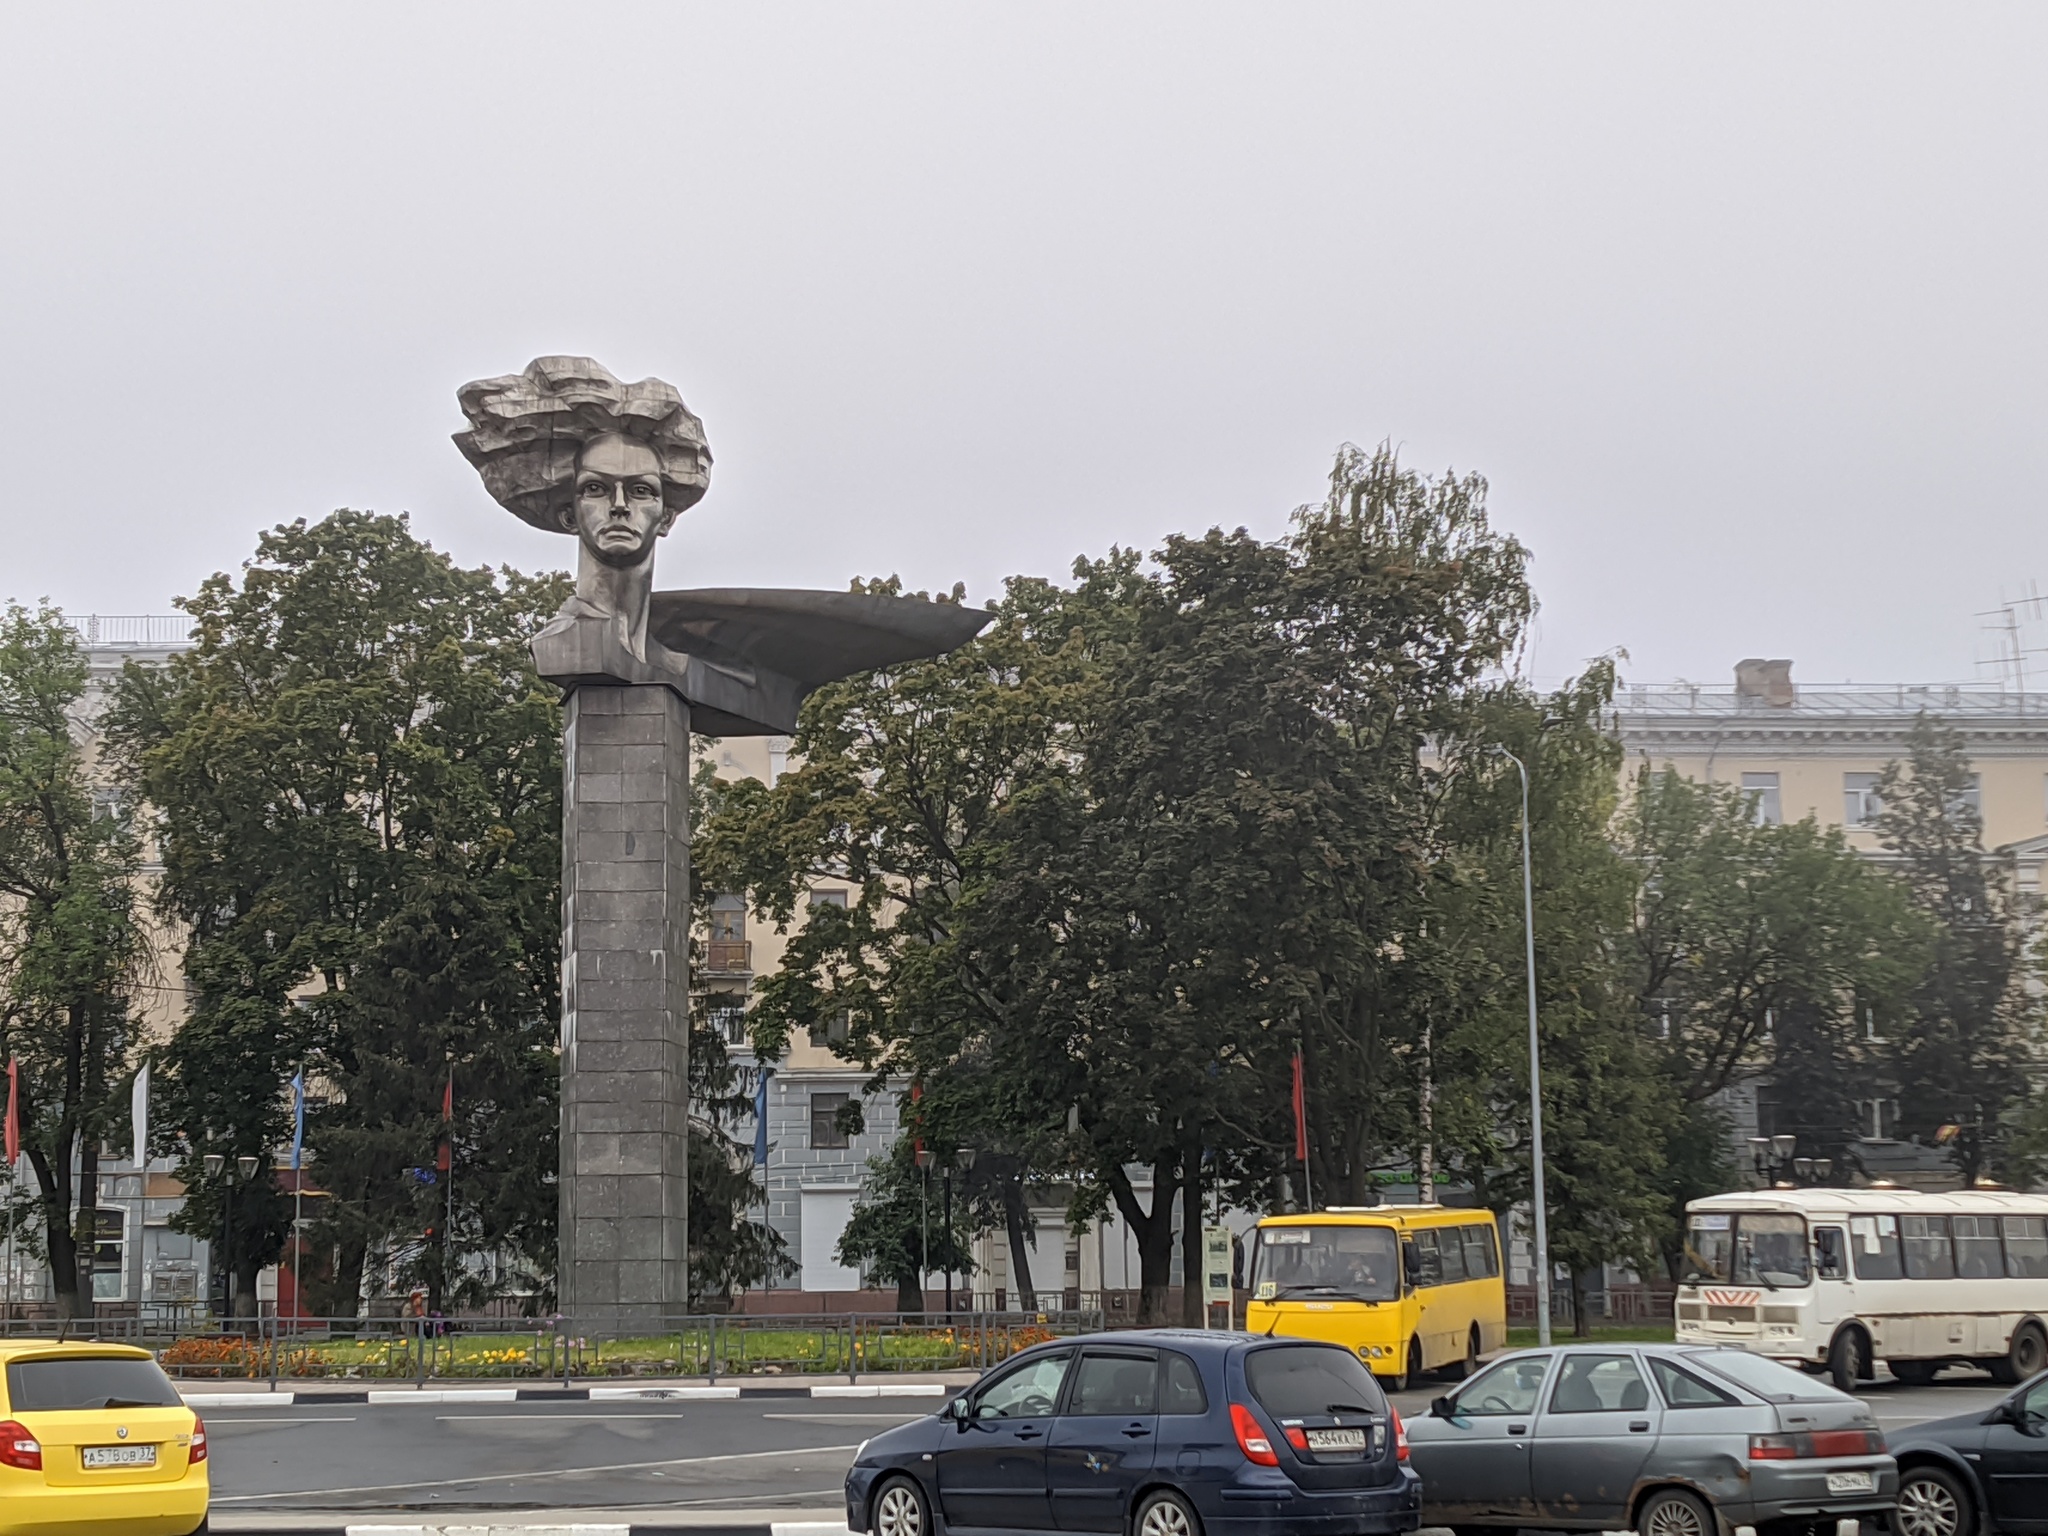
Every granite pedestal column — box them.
[558,683,691,1325]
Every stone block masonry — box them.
[559,685,691,1323]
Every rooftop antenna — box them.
[1976,584,2048,707]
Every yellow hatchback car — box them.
[0,1341,208,1536]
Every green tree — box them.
[696,573,1088,1312]
[836,1138,976,1314]
[1875,716,2038,1182]
[107,512,567,1314]
[0,603,148,1317]
[1428,670,1676,1333]
[1620,766,1925,1161]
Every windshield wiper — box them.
[1269,1284,1381,1303]
[92,1397,158,1409]
[1327,1402,1375,1414]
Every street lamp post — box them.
[1494,746,1552,1347]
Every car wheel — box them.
[1135,1488,1202,1536]
[1829,1328,1869,1394]
[1897,1465,1974,1536]
[874,1476,931,1536]
[1892,1360,1939,1386]
[1991,1322,2046,1386]
[1638,1487,1716,1536]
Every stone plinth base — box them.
[558,684,691,1324]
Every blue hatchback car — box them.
[844,1329,1422,1536]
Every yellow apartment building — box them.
[1613,659,2048,1179]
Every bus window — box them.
[1462,1224,1499,1279]
[1438,1228,1468,1284]
[1412,1230,1442,1287]
[1850,1214,1904,1280]
[1813,1226,1847,1280]
[1737,1213,1811,1285]
[1902,1215,1955,1279]
[1954,1215,2002,1279]
[2004,1217,2048,1278]
[1251,1224,1400,1302]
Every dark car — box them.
[1890,1370,2048,1536]
[1405,1344,1894,1536]
[844,1329,1421,1536]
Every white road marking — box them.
[764,1412,929,1424]
[367,1387,520,1405]
[589,1384,740,1400]
[812,1383,946,1398]
[435,1412,701,1422]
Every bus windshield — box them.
[1683,1211,1811,1288]
[1251,1224,1400,1303]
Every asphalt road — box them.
[199,1370,2013,1517]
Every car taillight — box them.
[0,1421,42,1472]
[1750,1429,1884,1460]
[1391,1405,1410,1462]
[1231,1403,1279,1466]
[189,1415,207,1465]
[1284,1425,1310,1451]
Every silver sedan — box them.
[1404,1342,1896,1536]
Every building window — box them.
[1950,774,1981,824]
[1843,772,1883,827]
[808,1010,851,1048]
[710,1004,748,1046]
[707,894,750,973]
[1857,1098,1898,1141]
[810,1092,851,1149]
[1740,772,1781,826]
[810,888,848,909]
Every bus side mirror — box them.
[1402,1247,1421,1282]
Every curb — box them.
[214,1521,854,1535]
[186,1383,948,1408]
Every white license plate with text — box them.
[1826,1471,1875,1495]
[82,1444,156,1469]
[1307,1427,1369,1450]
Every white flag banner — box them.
[131,1061,149,1171]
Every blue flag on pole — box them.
[752,1067,773,1168]
[290,1071,306,1173]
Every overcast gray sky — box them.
[4,5,2043,687]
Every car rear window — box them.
[1686,1349,1851,1404]
[1244,1343,1388,1418]
[5,1356,182,1412]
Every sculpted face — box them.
[568,433,670,567]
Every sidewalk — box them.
[178,1372,977,1407]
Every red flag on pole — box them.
[1291,1050,1308,1163]
[4,1057,18,1168]
[436,1071,452,1173]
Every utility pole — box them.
[1495,746,1551,1347]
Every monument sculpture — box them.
[456,356,989,1321]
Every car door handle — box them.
[1629,1421,1650,1433]
[1509,1424,1528,1435]
[1012,1427,1043,1440]
[1122,1425,1151,1438]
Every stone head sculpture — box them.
[454,356,711,660]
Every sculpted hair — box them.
[453,355,712,532]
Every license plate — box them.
[82,1445,156,1469]
[1826,1471,1875,1494]
[1307,1427,1369,1450]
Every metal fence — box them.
[0,1310,1106,1385]
[1506,1285,1675,1326]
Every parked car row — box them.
[847,1329,2048,1536]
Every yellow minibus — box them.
[1243,1205,1508,1390]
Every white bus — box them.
[1677,1186,2048,1392]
